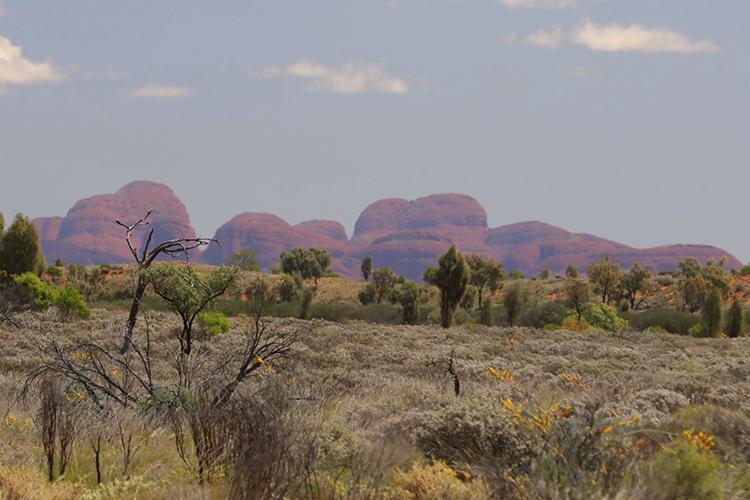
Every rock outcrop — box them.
[33,183,742,278]
[34,181,196,264]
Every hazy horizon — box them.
[1,1,748,263]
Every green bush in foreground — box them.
[13,272,56,308]
[197,310,231,336]
[54,287,91,320]
[638,442,724,500]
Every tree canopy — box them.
[279,248,331,283]
[587,256,621,304]
[0,213,45,276]
[433,246,470,328]
[466,254,505,309]
[225,249,260,271]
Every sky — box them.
[0,0,748,263]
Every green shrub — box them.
[645,325,669,334]
[576,303,627,332]
[54,287,91,320]
[45,265,63,277]
[519,301,568,328]
[689,323,706,338]
[13,272,56,308]
[274,274,300,302]
[624,308,700,336]
[358,283,377,305]
[197,311,231,336]
[638,442,724,500]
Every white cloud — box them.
[500,0,575,9]
[259,60,409,95]
[573,21,719,54]
[0,35,64,85]
[131,85,192,98]
[524,27,564,48]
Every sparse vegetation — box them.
[1,220,748,498]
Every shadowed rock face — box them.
[34,183,743,279]
[201,213,349,271]
[33,181,196,265]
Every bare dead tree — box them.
[39,377,58,482]
[90,433,103,484]
[34,376,80,482]
[212,280,295,408]
[116,210,216,353]
[429,349,461,397]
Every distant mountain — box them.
[33,181,196,264]
[34,181,743,279]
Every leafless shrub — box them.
[0,281,29,328]
[33,376,80,482]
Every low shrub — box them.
[519,301,568,329]
[637,442,724,500]
[54,287,91,320]
[197,311,231,336]
[561,317,592,332]
[388,461,488,500]
[624,308,700,336]
[414,400,536,473]
[12,273,56,308]
[582,303,628,332]
[45,265,63,277]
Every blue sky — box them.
[0,0,747,263]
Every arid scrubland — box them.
[2,310,750,499]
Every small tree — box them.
[361,256,373,282]
[503,281,528,327]
[702,287,723,338]
[358,283,377,305]
[509,270,525,280]
[677,257,729,313]
[0,213,45,276]
[466,254,505,309]
[116,210,215,353]
[391,281,420,325]
[726,300,744,338]
[274,273,300,302]
[371,267,400,304]
[538,269,550,281]
[587,256,621,304]
[565,278,590,321]
[423,266,438,285]
[432,246,470,328]
[620,263,652,310]
[680,274,708,313]
[565,265,579,279]
[479,298,493,326]
[147,265,238,358]
[225,249,260,271]
[280,248,331,284]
